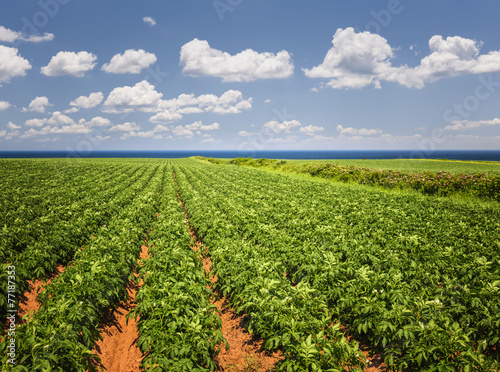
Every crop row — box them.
[0,162,160,326]
[131,166,225,371]
[174,162,366,371]
[176,159,500,371]
[0,162,165,371]
[0,159,123,227]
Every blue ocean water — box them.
[1,150,500,161]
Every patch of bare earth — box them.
[173,174,284,372]
[17,264,65,324]
[91,243,150,372]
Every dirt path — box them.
[91,244,150,372]
[173,172,284,371]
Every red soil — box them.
[174,180,284,371]
[91,244,150,372]
[17,265,65,323]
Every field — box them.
[1,158,499,371]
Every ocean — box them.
[1,150,500,161]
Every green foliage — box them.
[200,156,500,202]
[174,158,500,371]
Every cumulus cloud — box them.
[263,120,302,133]
[25,118,46,128]
[152,90,252,122]
[70,92,104,109]
[143,17,156,26]
[336,124,383,136]
[180,38,294,82]
[444,118,500,131]
[24,96,52,113]
[103,81,163,113]
[0,101,10,111]
[0,46,32,85]
[304,28,500,89]
[103,81,252,123]
[303,28,394,89]
[172,125,194,137]
[41,51,97,77]
[102,49,157,74]
[0,26,54,43]
[109,122,141,132]
[299,125,324,135]
[7,122,20,130]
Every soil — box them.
[173,173,284,371]
[17,264,65,324]
[91,244,150,372]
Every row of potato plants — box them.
[0,161,166,371]
[218,157,500,202]
[174,162,366,371]
[1,160,144,261]
[0,162,156,326]
[130,165,226,371]
[0,159,123,228]
[178,159,499,371]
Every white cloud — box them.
[64,107,79,114]
[299,125,324,135]
[201,138,216,143]
[103,81,252,123]
[336,124,383,136]
[305,134,334,142]
[153,124,169,132]
[0,46,32,85]
[46,111,75,126]
[102,49,157,74]
[143,17,156,26]
[303,27,394,89]
[49,124,91,134]
[20,126,50,138]
[109,122,141,132]
[444,118,500,131]
[24,96,52,113]
[151,90,252,122]
[0,26,54,43]
[264,99,271,103]
[263,120,302,133]
[7,122,20,130]
[180,38,294,82]
[85,116,111,127]
[238,130,257,137]
[148,111,183,123]
[305,28,500,89]
[70,92,104,109]
[25,118,46,128]
[120,130,161,139]
[200,122,220,131]
[172,125,194,137]
[103,80,163,113]
[185,121,220,131]
[0,101,10,111]
[41,51,97,77]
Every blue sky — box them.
[1,0,500,152]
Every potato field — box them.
[0,158,499,371]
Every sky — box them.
[1,0,500,153]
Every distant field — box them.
[285,158,500,175]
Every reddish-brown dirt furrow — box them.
[173,175,284,371]
[17,264,65,324]
[91,244,150,372]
